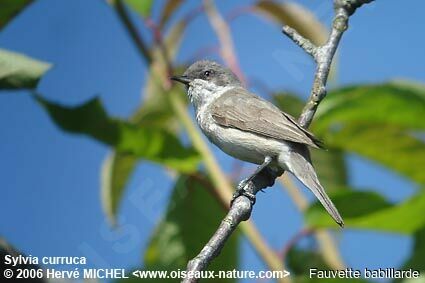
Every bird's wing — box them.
[210,88,323,148]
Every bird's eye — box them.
[204,70,211,77]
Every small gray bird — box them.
[171,60,343,227]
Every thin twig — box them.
[111,0,152,65]
[184,1,374,281]
[144,17,174,79]
[183,4,204,24]
[282,25,318,61]
[297,0,375,127]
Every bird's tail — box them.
[284,147,344,227]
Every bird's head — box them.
[171,60,241,89]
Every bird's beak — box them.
[170,75,191,85]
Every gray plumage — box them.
[182,60,242,87]
[171,60,344,227]
[210,88,323,149]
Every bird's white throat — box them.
[187,79,233,111]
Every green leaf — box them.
[143,175,238,282]
[0,0,33,30]
[273,93,348,191]
[307,190,391,222]
[325,123,425,185]
[35,95,199,172]
[0,48,51,89]
[100,19,189,226]
[306,190,425,234]
[101,152,138,225]
[100,87,189,227]
[253,1,327,46]
[100,87,182,226]
[287,246,331,276]
[397,226,425,281]
[310,149,347,192]
[159,0,184,29]
[143,19,187,107]
[314,83,425,185]
[136,19,188,131]
[273,92,304,117]
[315,83,425,133]
[124,0,153,17]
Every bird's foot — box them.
[230,179,256,206]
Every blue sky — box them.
[1,0,424,281]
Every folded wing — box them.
[210,88,323,148]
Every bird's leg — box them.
[231,156,273,205]
[243,156,273,185]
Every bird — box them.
[171,60,344,227]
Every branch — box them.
[184,0,374,281]
[297,0,374,127]
[281,25,318,61]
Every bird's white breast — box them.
[188,81,290,165]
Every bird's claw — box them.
[230,179,256,206]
